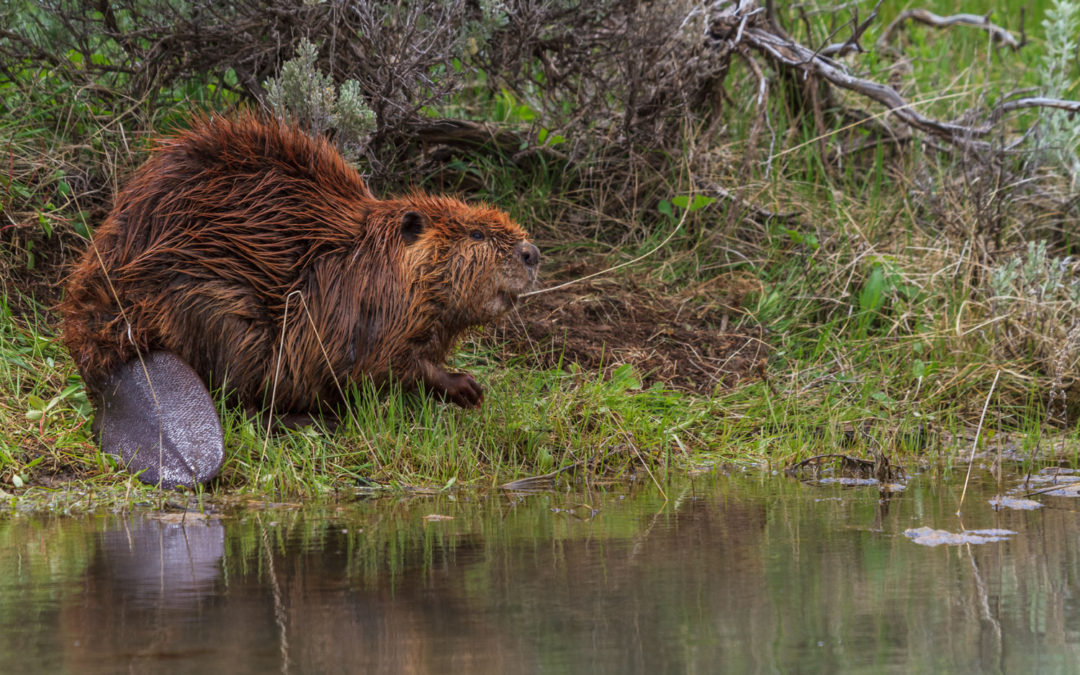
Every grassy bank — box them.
[3,0,1080,500]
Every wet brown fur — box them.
[61,113,536,414]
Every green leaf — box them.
[26,393,46,420]
[657,200,673,218]
[859,266,886,313]
[688,195,717,212]
[783,228,819,249]
[73,212,92,239]
[671,195,717,212]
[610,363,642,392]
[37,212,52,237]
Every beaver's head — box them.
[398,195,539,326]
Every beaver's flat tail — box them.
[95,351,224,489]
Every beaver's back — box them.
[61,114,390,409]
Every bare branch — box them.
[740,25,993,147]
[996,97,1080,116]
[707,1,997,152]
[878,9,1021,51]
[407,119,569,167]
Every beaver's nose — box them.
[515,241,540,268]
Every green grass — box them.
[4,0,1080,503]
[1,309,737,499]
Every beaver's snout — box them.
[515,241,540,269]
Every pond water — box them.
[2,469,1078,673]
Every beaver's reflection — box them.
[57,515,233,672]
[56,497,771,673]
[97,515,225,609]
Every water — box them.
[1,470,1077,673]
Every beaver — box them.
[61,113,540,488]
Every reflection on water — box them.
[99,516,225,609]
[1,471,1078,673]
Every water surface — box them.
[2,470,1077,673]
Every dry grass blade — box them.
[958,370,1000,516]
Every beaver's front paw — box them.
[420,361,484,408]
[439,372,484,408]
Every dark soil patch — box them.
[490,262,769,393]
[3,217,100,321]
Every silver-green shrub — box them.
[263,38,375,161]
[1038,0,1080,186]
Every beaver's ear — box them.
[401,211,427,245]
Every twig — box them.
[786,452,873,474]
[257,289,299,486]
[695,177,799,223]
[878,10,1021,50]
[499,446,628,490]
[408,118,569,166]
[994,97,1080,118]
[89,239,165,488]
[957,370,1000,515]
[705,2,1051,154]
[297,294,383,472]
[819,0,882,57]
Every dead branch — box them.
[996,97,1080,117]
[704,1,1074,155]
[723,22,994,148]
[878,9,1021,51]
[784,452,903,482]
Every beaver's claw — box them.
[423,365,484,408]
[441,372,484,408]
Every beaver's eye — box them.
[470,230,485,241]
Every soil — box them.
[489,261,768,393]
